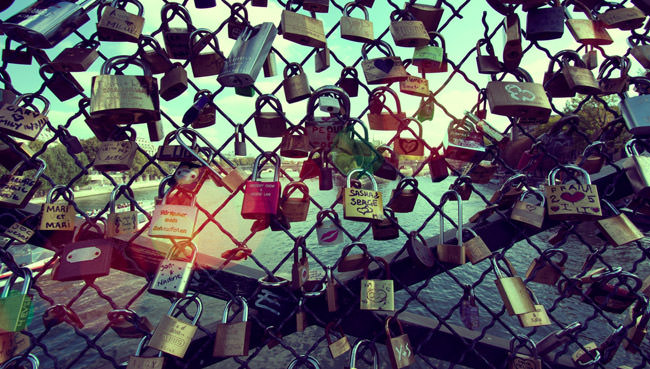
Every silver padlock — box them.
[149,241,197,298]
[218,22,277,87]
[318,94,340,114]
[0,353,40,368]
[287,355,321,369]
[619,77,650,136]
[316,209,344,246]
[349,339,378,369]
[624,139,650,198]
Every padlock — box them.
[0,93,49,141]
[161,3,196,59]
[314,46,330,73]
[374,145,399,181]
[323,267,339,313]
[486,67,551,123]
[372,207,399,241]
[515,296,548,328]
[280,0,326,48]
[361,40,409,84]
[107,309,153,339]
[138,36,172,75]
[436,191,466,265]
[337,67,359,97]
[623,297,650,353]
[448,176,474,201]
[597,324,626,363]
[220,21,277,85]
[428,149,448,182]
[360,257,394,311]
[316,209,344,246]
[97,0,145,42]
[305,86,349,149]
[508,335,542,369]
[463,110,507,145]
[160,63,188,101]
[51,39,99,72]
[389,9,430,47]
[629,34,650,69]
[322,322,351,359]
[525,248,568,287]
[565,0,614,46]
[492,254,536,315]
[367,87,406,131]
[405,231,435,268]
[347,339,377,369]
[413,32,447,73]
[619,77,650,136]
[94,127,138,172]
[319,157,334,191]
[596,199,644,246]
[585,270,641,313]
[460,285,480,330]
[39,185,75,232]
[338,242,370,272]
[535,322,583,356]
[303,0,329,12]
[598,3,646,30]
[253,94,286,137]
[340,3,374,43]
[287,355,321,369]
[4,215,36,245]
[626,139,650,198]
[42,304,84,330]
[299,148,323,180]
[544,50,599,97]
[156,130,200,162]
[283,63,311,103]
[2,43,32,65]
[399,67,429,97]
[443,118,486,164]
[289,236,309,290]
[597,55,630,95]
[294,297,307,332]
[475,38,501,74]
[545,165,601,220]
[0,331,16,364]
[343,168,383,222]
[510,189,546,229]
[503,13,522,71]
[150,296,202,358]
[280,126,312,158]
[106,185,138,239]
[389,177,418,213]
[582,45,599,70]
[0,353,39,368]
[574,141,606,174]
[149,241,197,298]
[263,50,277,77]
[571,342,601,367]
[125,335,164,369]
[526,0,565,40]
[195,0,217,7]
[0,158,45,209]
[463,229,491,265]
[213,296,251,357]
[149,187,198,239]
[39,63,84,102]
[281,182,310,223]
[385,316,415,369]
[185,90,216,129]
[407,0,444,32]
[188,29,224,78]
[0,0,95,49]
[242,152,282,219]
[0,268,32,333]
[52,221,115,282]
[90,55,160,124]
[488,174,526,210]
[227,3,248,40]
[233,124,247,156]
[393,118,425,160]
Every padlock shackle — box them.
[491,253,519,279]
[15,93,50,116]
[282,62,305,79]
[175,127,240,180]
[255,93,284,114]
[282,181,309,201]
[307,85,350,120]
[293,235,307,264]
[0,353,39,369]
[384,315,405,337]
[161,2,193,27]
[133,334,164,358]
[46,185,74,204]
[509,334,539,359]
[167,295,202,325]
[363,256,390,280]
[547,164,592,185]
[349,339,378,369]
[109,0,144,15]
[100,55,152,76]
[189,28,220,55]
[346,168,377,190]
[597,55,630,80]
[286,355,321,369]
[339,242,369,261]
[438,190,462,247]
[109,184,135,213]
[222,296,248,323]
[316,208,339,225]
[258,274,289,287]
[343,2,369,19]
[251,151,281,181]
[518,189,546,207]
[0,267,32,298]
[623,76,650,98]
[397,117,423,138]
[599,198,621,217]
[361,39,395,60]
[579,140,606,158]
[369,86,403,114]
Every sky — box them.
[0,0,639,153]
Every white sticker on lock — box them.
[66,247,101,263]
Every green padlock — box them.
[235,85,256,97]
[417,93,435,122]
[0,267,33,332]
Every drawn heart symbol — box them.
[551,206,560,212]
[399,139,419,154]
[524,204,537,212]
[592,207,601,213]
[560,192,585,203]
[374,59,394,74]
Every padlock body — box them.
[437,244,466,265]
[213,321,251,357]
[495,276,536,315]
[486,81,551,123]
[317,219,344,246]
[150,315,197,358]
[97,6,144,42]
[0,104,48,140]
[525,6,565,40]
[510,201,545,229]
[620,94,650,135]
[360,279,394,311]
[90,75,160,124]
[160,66,188,101]
[149,204,198,239]
[280,10,326,48]
[0,293,32,332]
[596,214,644,246]
[544,184,602,220]
[94,140,138,172]
[150,259,193,298]
[241,181,281,218]
[343,187,383,222]
[340,16,374,43]
[52,239,114,281]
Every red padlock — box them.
[241,152,282,219]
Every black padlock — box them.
[338,67,359,97]
[525,1,565,41]
[58,126,84,155]
[234,124,247,156]
[319,157,333,191]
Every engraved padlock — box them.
[106,185,138,239]
[389,9,430,47]
[623,139,650,198]
[545,164,601,220]
[0,158,46,209]
[280,0,326,48]
[0,93,50,141]
[94,127,138,172]
[340,2,374,43]
[51,39,99,72]
[39,185,75,232]
[565,0,614,46]
[361,40,409,84]
[492,254,536,316]
[149,296,202,358]
[486,67,551,124]
[97,0,145,43]
[149,241,197,298]
[189,29,225,78]
[125,335,164,369]
[161,3,196,59]
[596,199,644,247]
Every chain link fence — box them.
[0,0,649,368]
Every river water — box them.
[12,172,650,368]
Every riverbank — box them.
[31,180,161,204]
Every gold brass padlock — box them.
[280,0,326,48]
[436,190,465,265]
[149,297,202,358]
[0,158,45,209]
[360,257,394,311]
[596,199,644,247]
[508,335,542,369]
[565,0,614,46]
[510,189,546,229]
[325,322,350,359]
[51,39,99,72]
[340,2,374,43]
[282,63,311,103]
[281,181,310,222]
[189,29,225,78]
[361,40,409,85]
[367,86,406,131]
[338,242,370,272]
[160,62,188,101]
[125,335,164,369]
[525,248,567,286]
[106,185,139,239]
[0,93,50,141]
[516,288,552,327]
[492,254,536,316]
[385,316,415,369]
[94,127,139,172]
[39,185,75,232]
[291,236,309,290]
[486,68,551,124]
[97,0,145,43]
[213,296,251,357]
[545,164,602,220]
[503,13,522,71]
[389,9,430,47]
[463,229,491,265]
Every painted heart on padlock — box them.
[560,192,585,203]
[512,357,537,369]
[551,206,560,212]
[525,204,537,212]
[374,59,394,74]
[398,139,419,154]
